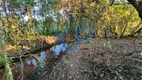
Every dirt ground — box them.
[24,38,142,80]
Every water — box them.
[51,43,69,55]
[0,32,93,80]
[0,43,70,80]
[0,30,94,80]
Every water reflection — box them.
[31,58,37,67]
[25,59,31,65]
[51,43,69,55]
[38,52,46,61]
[0,43,71,80]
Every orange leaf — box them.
[41,36,58,44]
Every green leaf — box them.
[25,0,33,5]
[104,41,112,49]
[16,0,22,3]
[130,77,134,80]
[115,34,120,39]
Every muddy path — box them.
[22,38,142,80]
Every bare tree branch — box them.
[2,0,11,26]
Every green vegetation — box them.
[0,0,142,79]
[37,61,46,70]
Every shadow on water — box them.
[0,27,94,80]
[0,17,95,80]
[0,43,70,80]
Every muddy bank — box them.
[0,42,70,80]
[24,38,142,80]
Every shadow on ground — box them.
[24,38,142,80]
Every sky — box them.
[0,0,131,21]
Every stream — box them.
[0,43,70,80]
[0,27,93,80]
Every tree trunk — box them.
[127,0,142,35]
[127,0,142,20]
[0,30,13,80]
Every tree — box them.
[0,11,13,80]
[127,0,142,35]
[127,0,142,20]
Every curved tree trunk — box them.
[127,0,142,20]
[127,0,142,35]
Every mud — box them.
[22,38,142,80]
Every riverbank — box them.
[25,37,142,80]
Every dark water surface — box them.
[0,43,70,80]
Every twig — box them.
[57,65,69,80]
[17,51,24,80]
[130,21,142,36]
[125,57,142,63]
[120,38,139,58]
[42,71,47,76]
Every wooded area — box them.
[0,0,142,80]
